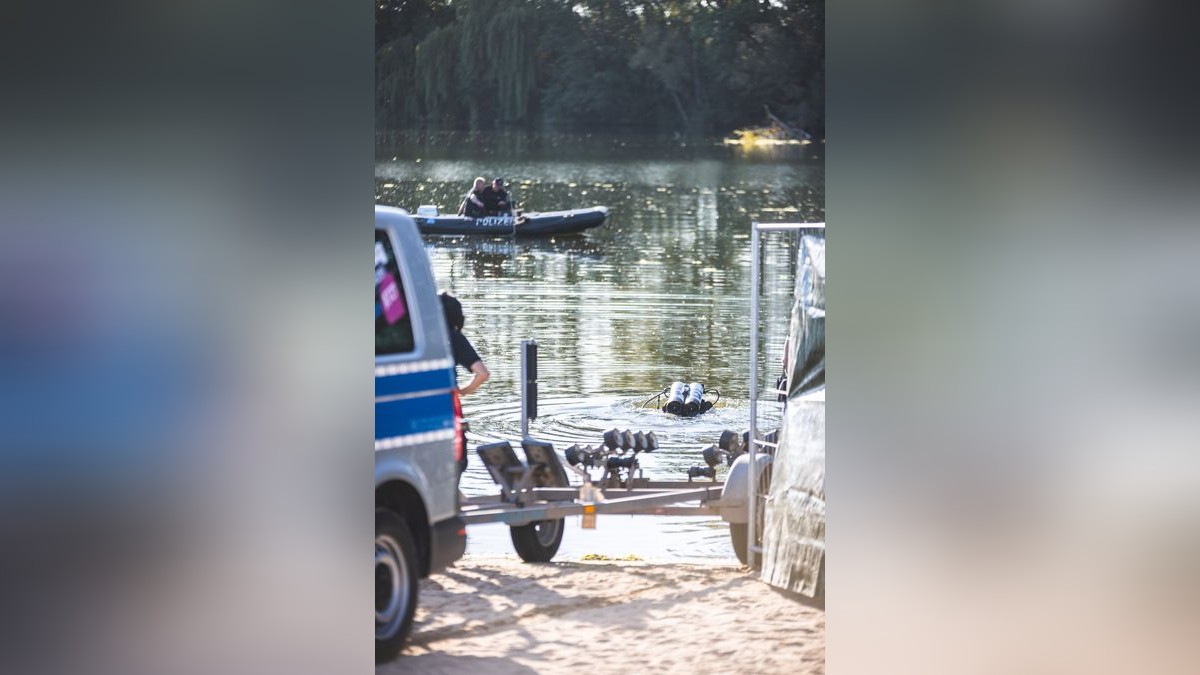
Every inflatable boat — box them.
[412,205,609,236]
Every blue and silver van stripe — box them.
[375,369,455,399]
[375,392,456,439]
[375,357,456,398]
[375,389,453,404]
[375,427,457,452]
[375,358,454,378]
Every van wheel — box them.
[376,509,419,663]
[510,519,564,562]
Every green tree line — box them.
[376,0,823,137]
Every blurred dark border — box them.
[831,2,1200,673]
[4,0,1198,673]
[1,2,372,674]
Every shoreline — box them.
[381,554,824,674]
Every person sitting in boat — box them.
[481,177,511,216]
[458,177,488,218]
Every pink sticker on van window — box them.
[378,272,407,325]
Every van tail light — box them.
[451,388,465,463]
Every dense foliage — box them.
[376,0,823,137]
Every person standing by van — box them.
[439,292,490,396]
[440,291,488,477]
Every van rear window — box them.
[375,229,415,356]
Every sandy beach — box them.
[380,554,824,675]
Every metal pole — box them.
[520,341,529,439]
[520,339,537,440]
[748,221,760,569]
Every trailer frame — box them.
[460,438,736,549]
[460,480,730,528]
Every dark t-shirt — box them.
[449,330,481,374]
[448,329,480,477]
[481,186,510,215]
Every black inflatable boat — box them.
[412,205,609,236]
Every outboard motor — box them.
[682,382,705,415]
[664,381,688,414]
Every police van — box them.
[375,206,466,662]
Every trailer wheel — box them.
[730,522,751,566]
[510,518,564,562]
[729,522,767,569]
[376,509,419,663]
[730,457,773,567]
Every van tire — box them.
[376,509,419,663]
[510,519,564,562]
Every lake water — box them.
[376,132,823,561]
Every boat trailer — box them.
[459,427,764,563]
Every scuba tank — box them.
[682,382,705,415]
[663,381,688,414]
